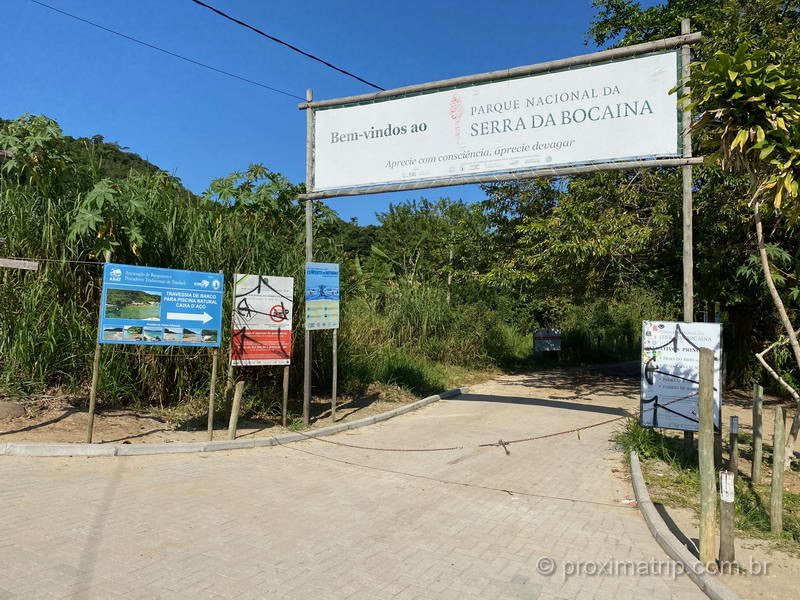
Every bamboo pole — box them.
[681,18,694,324]
[303,87,314,427]
[770,407,786,533]
[752,384,764,484]
[298,32,703,110]
[699,347,717,564]
[298,158,703,202]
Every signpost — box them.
[87,263,224,442]
[98,264,223,347]
[305,262,340,422]
[305,262,340,330]
[299,27,703,431]
[640,321,722,432]
[534,329,562,352]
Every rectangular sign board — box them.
[98,263,223,347]
[305,262,339,330]
[534,329,562,352]
[640,321,722,432]
[231,274,293,366]
[314,51,679,191]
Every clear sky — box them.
[2,0,659,224]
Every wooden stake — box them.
[282,365,289,427]
[752,383,763,484]
[718,470,735,566]
[699,347,717,564]
[207,348,219,441]
[332,328,338,421]
[770,407,786,534]
[227,380,245,441]
[85,342,103,444]
[683,431,694,459]
[728,415,739,484]
[85,250,111,444]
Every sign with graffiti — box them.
[313,51,679,191]
[99,263,223,347]
[305,262,339,330]
[534,329,561,352]
[640,321,722,432]
[231,275,294,366]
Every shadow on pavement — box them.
[450,393,629,417]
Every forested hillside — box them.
[1,0,799,418]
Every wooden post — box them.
[714,429,723,471]
[224,361,235,420]
[303,87,314,427]
[683,431,694,459]
[331,328,338,421]
[207,268,223,441]
[85,250,111,444]
[699,347,717,564]
[728,415,739,484]
[681,18,694,324]
[770,406,785,533]
[282,365,289,427]
[227,380,245,441]
[719,470,735,566]
[752,383,763,484]
[207,349,219,441]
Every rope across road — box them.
[290,392,698,454]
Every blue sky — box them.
[3,0,659,224]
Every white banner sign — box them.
[314,51,679,191]
[640,321,722,432]
[231,275,293,366]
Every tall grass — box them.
[0,117,532,413]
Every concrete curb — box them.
[629,451,742,600]
[1,387,468,458]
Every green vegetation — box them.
[614,418,800,553]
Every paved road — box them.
[0,371,704,599]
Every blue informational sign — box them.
[98,263,224,347]
[305,262,339,330]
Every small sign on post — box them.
[230,274,294,366]
[534,329,561,352]
[305,262,339,330]
[640,321,723,432]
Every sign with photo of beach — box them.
[305,262,339,330]
[98,263,224,347]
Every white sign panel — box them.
[534,329,561,352]
[314,51,679,191]
[231,275,293,366]
[641,321,722,432]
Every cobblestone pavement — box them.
[0,371,705,599]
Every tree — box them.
[686,43,800,465]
